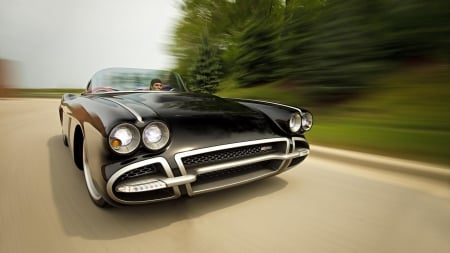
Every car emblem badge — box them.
[260,145,273,151]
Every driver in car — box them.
[150,79,163,91]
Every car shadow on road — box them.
[48,135,288,240]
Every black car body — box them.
[59,68,313,207]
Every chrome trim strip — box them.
[106,157,180,204]
[162,175,197,187]
[193,150,308,175]
[292,137,307,145]
[233,98,303,114]
[276,137,310,173]
[192,170,278,195]
[175,138,289,159]
[102,97,143,122]
[95,90,174,94]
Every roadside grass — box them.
[217,65,450,166]
[7,88,83,98]
[216,78,311,107]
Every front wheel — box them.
[83,141,111,208]
[62,130,68,146]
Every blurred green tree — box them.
[188,34,223,94]
[234,16,284,86]
[380,0,450,61]
[280,0,387,101]
[170,0,450,101]
[171,0,231,77]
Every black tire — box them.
[62,132,68,146]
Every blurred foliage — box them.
[218,64,450,165]
[235,18,283,86]
[188,34,223,93]
[3,89,84,98]
[171,0,450,100]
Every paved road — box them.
[1,98,449,253]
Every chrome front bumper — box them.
[106,137,309,204]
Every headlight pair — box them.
[109,122,170,155]
[288,111,313,133]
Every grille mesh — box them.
[182,144,278,170]
[118,163,163,182]
[195,161,272,184]
[113,163,175,202]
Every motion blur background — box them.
[1,0,449,165]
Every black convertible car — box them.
[59,68,313,207]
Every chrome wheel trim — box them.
[83,142,103,201]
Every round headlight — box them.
[109,123,140,154]
[301,111,313,131]
[289,113,302,133]
[142,121,170,150]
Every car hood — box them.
[107,92,256,117]
[94,92,278,146]
[94,92,263,118]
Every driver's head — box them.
[150,79,162,90]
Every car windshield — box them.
[87,68,188,93]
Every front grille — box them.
[195,160,274,185]
[112,162,176,202]
[294,139,309,150]
[117,163,164,182]
[114,188,175,202]
[176,139,289,195]
[288,137,309,168]
[182,143,282,170]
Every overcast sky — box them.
[0,0,182,88]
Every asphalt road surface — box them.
[1,98,449,253]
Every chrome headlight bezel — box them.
[108,123,141,155]
[301,111,313,131]
[289,113,302,133]
[142,121,170,151]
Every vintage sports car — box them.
[59,68,313,207]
